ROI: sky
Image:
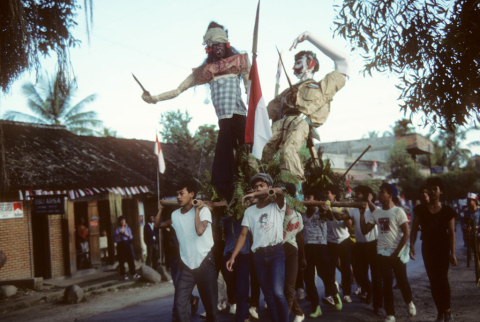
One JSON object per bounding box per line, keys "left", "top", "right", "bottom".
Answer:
{"left": 1, "top": 0, "right": 478, "bottom": 155}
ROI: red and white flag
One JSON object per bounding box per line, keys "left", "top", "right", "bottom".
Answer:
{"left": 154, "top": 134, "right": 166, "bottom": 174}
{"left": 245, "top": 55, "right": 272, "bottom": 159}
{"left": 372, "top": 160, "right": 377, "bottom": 173}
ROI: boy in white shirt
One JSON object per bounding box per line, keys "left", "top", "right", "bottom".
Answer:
{"left": 360, "top": 183, "right": 416, "bottom": 322}
{"left": 320, "top": 184, "right": 353, "bottom": 303}
{"left": 156, "top": 181, "right": 217, "bottom": 322}
{"left": 333, "top": 185, "right": 382, "bottom": 315}
{"left": 226, "top": 173, "right": 289, "bottom": 322}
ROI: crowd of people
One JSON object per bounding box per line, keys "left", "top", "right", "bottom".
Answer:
{"left": 144, "top": 174, "right": 479, "bottom": 322}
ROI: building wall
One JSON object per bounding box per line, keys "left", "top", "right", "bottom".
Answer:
{"left": 0, "top": 201, "right": 34, "bottom": 280}
{"left": 48, "top": 215, "right": 66, "bottom": 278}
{"left": 317, "top": 137, "right": 395, "bottom": 162}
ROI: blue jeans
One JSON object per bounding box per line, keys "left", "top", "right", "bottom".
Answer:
{"left": 223, "top": 252, "right": 250, "bottom": 322}
{"left": 253, "top": 244, "right": 289, "bottom": 322}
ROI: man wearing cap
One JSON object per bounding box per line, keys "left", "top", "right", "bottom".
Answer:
{"left": 142, "top": 21, "right": 250, "bottom": 203}
{"left": 263, "top": 31, "right": 350, "bottom": 182}
{"left": 359, "top": 183, "right": 416, "bottom": 322}
{"left": 464, "top": 192, "right": 480, "bottom": 268}
{"left": 226, "top": 173, "right": 289, "bottom": 322}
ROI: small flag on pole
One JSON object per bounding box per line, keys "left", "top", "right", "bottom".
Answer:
{"left": 155, "top": 134, "right": 166, "bottom": 174}
{"left": 372, "top": 160, "right": 377, "bottom": 173}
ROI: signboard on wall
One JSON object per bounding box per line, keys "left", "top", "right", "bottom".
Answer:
{"left": 0, "top": 202, "right": 24, "bottom": 220}
{"left": 33, "top": 196, "right": 66, "bottom": 215}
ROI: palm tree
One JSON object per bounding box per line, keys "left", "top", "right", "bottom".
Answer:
{"left": 362, "top": 131, "right": 379, "bottom": 138}
{"left": 97, "top": 127, "right": 118, "bottom": 138}
{"left": 3, "top": 71, "right": 102, "bottom": 135}
{"left": 383, "top": 118, "right": 416, "bottom": 137}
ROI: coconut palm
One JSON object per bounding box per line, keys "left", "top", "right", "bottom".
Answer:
{"left": 3, "top": 71, "right": 102, "bottom": 135}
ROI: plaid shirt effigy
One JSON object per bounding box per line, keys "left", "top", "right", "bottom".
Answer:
{"left": 210, "top": 75, "right": 247, "bottom": 120}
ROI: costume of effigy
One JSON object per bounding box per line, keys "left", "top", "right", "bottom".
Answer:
{"left": 263, "top": 32, "right": 350, "bottom": 181}
{"left": 142, "top": 22, "right": 250, "bottom": 202}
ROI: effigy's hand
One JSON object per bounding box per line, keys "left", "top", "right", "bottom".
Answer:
{"left": 142, "top": 92, "right": 155, "bottom": 104}
{"left": 290, "top": 31, "right": 309, "bottom": 51}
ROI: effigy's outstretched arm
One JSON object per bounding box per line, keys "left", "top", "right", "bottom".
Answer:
{"left": 290, "top": 31, "right": 350, "bottom": 77}
{"left": 142, "top": 73, "right": 201, "bottom": 104}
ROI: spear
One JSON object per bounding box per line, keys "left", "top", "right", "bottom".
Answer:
{"left": 132, "top": 73, "right": 150, "bottom": 96}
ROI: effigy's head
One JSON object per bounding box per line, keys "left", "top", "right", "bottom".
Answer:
{"left": 204, "top": 21, "right": 230, "bottom": 59}
{"left": 293, "top": 50, "right": 319, "bottom": 80}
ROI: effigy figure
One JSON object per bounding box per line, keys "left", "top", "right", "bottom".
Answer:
{"left": 142, "top": 22, "right": 250, "bottom": 202}
{"left": 263, "top": 31, "right": 350, "bottom": 181}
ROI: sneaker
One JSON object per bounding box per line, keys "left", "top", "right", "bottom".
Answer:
{"left": 407, "top": 302, "right": 416, "bottom": 316}
{"left": 199, "top": 312, "right": 207, "bottom": 318}
{"left": 444, "top": 311, "right": 454, "bottom": 321}
{"left": 343, "top": 295, "right": 352, "bottom": 303}
{"left": 294, "top": 314, "right": 305, "bottom": 322}
{"left": 354, "top": 286, "right": 362, "bottom": 295}
{"left": 249, "top": 307, "right": 258, "bottom": 319}
{"left": 384, "top": 315, "right": 395, "bottom": 322}
{"left": 309, "top": 306, "right": 322, "bottom": 318}
{"left": 334, "top": 294, "right": 343, "bottom": 311}
{"left": 133, "top": 273, "right": 141, "bottom": 279}
{"left": 218, "top": 300, "right": 227, "bottom": 311}
{"left": 296, "top": 288, "right": 305, "bottom": 300}
{"left": 123, "top": 275, "right": 129, "bottom": 280}
{"left": 229, "top": 303, "right": 237, "bottom": 315}
{"left": 322, "top": 296, "right": 335, "bottom": 306}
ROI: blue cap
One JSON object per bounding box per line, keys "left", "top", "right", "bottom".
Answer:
{"left": 386, "top": 183, "right": 398, "bottom": 199}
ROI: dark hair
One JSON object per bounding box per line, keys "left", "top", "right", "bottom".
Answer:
{"left": 284, "top": 183, "right": 296, "bottom": 198}
{"left": 371, "top": 192, "right": 377, "bottom": 203}
{"left": 393, "top": 196, "right": 401, "bottom": 206}
{"left": 176, "top": 180, "right": 197, "bottom": 198}
{"left": 379, "top": 183, "right": 398, "bottom": 199}
{"left": 325, "top": 184, "right": 341, "bottom": 199}
{"left": 304, "top": 188, "right": 322, "bottom": 201}
{"left": 425, "top": 177, "right": 443, "bottom": 192}
{"left": 117, "top": 216, "right": 126, "bottom": 224}
{"left": 354, "top": 185, "right": 371, "bottom": 200}
{"left": 204, "top": 21, "right": 240, "bottom": 64}
{"left": 294, "top": 50, "right": 320, "bottom": 73}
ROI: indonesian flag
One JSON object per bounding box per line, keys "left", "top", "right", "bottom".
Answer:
{"left": 372, "top": 160, "right": 377, "bottom": 173}
{"left": 154, "top": 134, "right": 166, "bottom": 174}
{"left": 245, "top": 55, "right": 272, "bottom": 159}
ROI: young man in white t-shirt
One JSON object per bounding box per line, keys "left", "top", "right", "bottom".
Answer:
{"left": 333, "top": 185, "right": 382, "bottom": 315}
{"left": 226, "top": 173, "right": 289, "bottom": 322}
{"left": 320, "top": 184, "right": 353, "bottom": 303}
{"left": 360, "top": 183, "right": 416, "bottom": 322}
{"left": 157, "top": 181, "right": 217, "bottom": 322}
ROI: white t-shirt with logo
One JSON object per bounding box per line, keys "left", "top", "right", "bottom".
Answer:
{"left": 368, "top": 206, "right": 408, "bottom": 252}
{"left": 326, "top": 207, "right": 350, "bottom": 244}
{"left": 282, "top": 210, "right": 304, "bottom": 248}
{"left": 242, "top": 199, "right": 286, "bottom": 253}
{"left": 172, "top": 206, "right": 213, "bottom": 270}
{"left": 349, "top": 208, "right": 378, "bottom": 243}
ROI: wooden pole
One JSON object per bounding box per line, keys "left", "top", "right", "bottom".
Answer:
{"left": 342, "top": 145, "right": 372, "bottom": 177}
{"left": 160, "top": 200, "right": 365, "bottom": 209}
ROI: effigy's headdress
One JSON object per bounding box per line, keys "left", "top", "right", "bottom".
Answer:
{"left": 203, "top": 27, "right": 229, "bottom": 47}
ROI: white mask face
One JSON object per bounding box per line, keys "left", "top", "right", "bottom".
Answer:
{"left": 293, "top": 54, "right": 315, "bottom": 81}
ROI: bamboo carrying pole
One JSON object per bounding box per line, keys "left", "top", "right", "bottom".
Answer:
{"left": 160, "top": 200, "right": 366, "bottom": 209}
{"left": 342, "top": 145, "right": 372, "bottom": 177}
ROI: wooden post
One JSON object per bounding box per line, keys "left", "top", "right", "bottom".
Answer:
{"left": 87, "top": 200, "right": 101, "bottom": 268}
{"left": 66, "top": 200, "right": 77, "bottom": 275}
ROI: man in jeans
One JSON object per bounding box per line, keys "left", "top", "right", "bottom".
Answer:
{"left": 163, "top": 181, "right": 217, "bottom": 322}
{"left": 360, "top": 183, "right": 416, "bottom": 322}
{"left": 321, "top": 184, "right": 353, "bottom": 303}
{"left": 226, "top": 173, "right": 289, "bottom": 322}
{"left": 333, "top": 185, "right": 382, "bottom": 315}
{"left": 302, "top": 189, "right": 342, "bottom": 317}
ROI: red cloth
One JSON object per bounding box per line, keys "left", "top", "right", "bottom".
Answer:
{"left": 192, "top": 54, "right": 249, "bottom": 83}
